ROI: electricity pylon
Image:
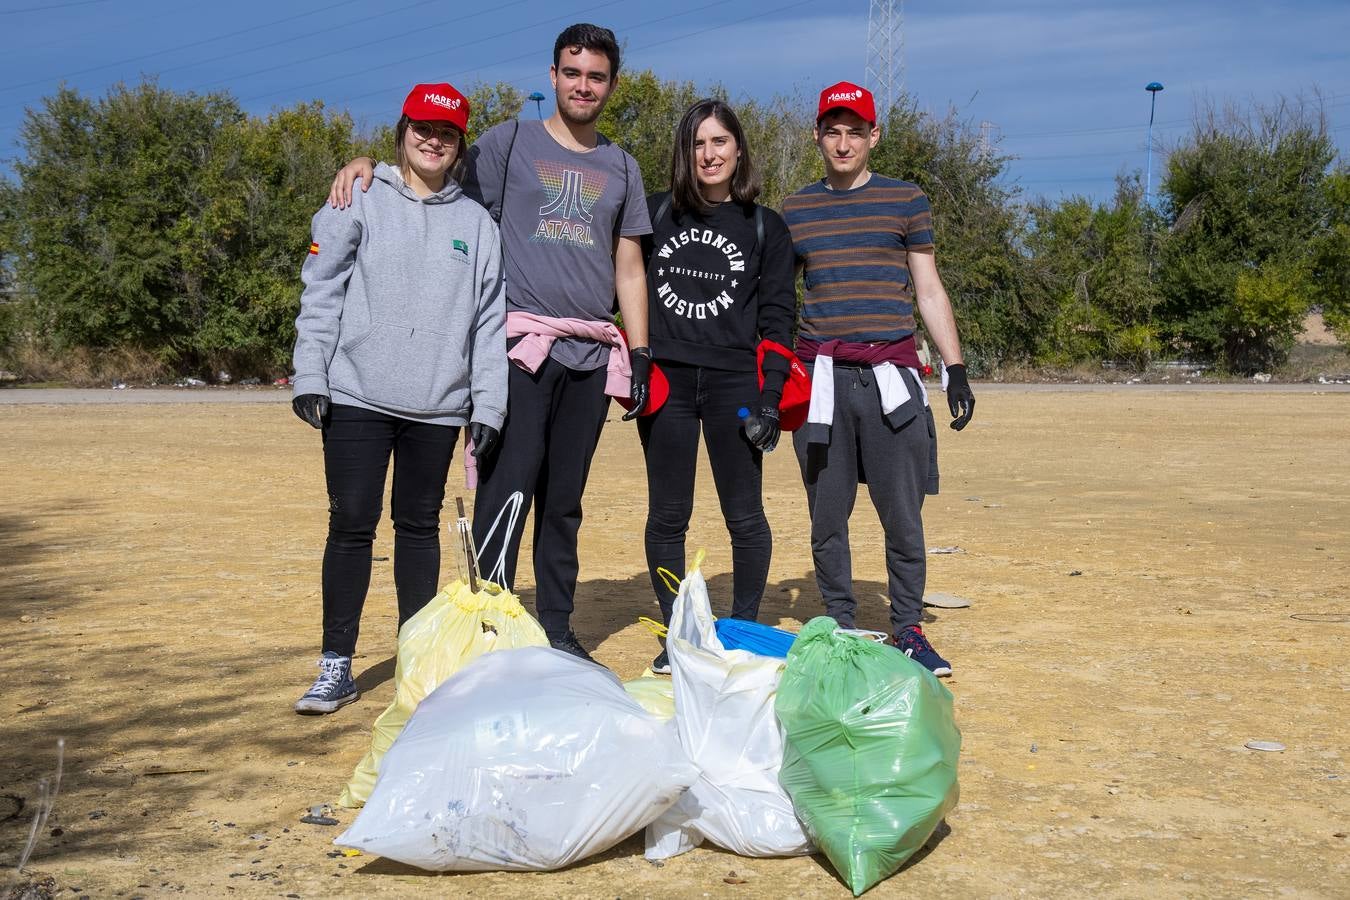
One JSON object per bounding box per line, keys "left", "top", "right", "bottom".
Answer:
{"left": 866, "top": 0, "right": 904, "bottom": 118}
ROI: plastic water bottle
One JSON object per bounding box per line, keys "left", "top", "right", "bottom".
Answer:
{"left": 739, "top": 406, "right": 773, "bottom": 447}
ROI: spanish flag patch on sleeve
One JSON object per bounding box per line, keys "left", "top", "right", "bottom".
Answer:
{"left": 308, "top": 241, "right": 320, "bottom": 255}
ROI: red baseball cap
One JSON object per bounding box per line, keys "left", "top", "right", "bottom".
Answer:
{"left": 816, "top": 81, "right": 876, "bottom": 126}
{"left": 402, "top": 83, "right": 470, "bottom": 134}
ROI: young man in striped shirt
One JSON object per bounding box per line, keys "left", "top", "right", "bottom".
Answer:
{"left": 780, "top": 82, "right": 975, "bottom": 677}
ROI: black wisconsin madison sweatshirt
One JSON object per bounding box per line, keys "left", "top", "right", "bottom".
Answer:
{"left": 641, "top": 192, "right": 797, "bottom": 372}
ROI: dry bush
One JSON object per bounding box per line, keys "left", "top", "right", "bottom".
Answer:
{"left": 5, "top": 342, "right": 169, "bottom": 386}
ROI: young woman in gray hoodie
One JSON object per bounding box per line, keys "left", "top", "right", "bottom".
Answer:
{"left": 289, "top": 82, "right": 507, "bottom": 714}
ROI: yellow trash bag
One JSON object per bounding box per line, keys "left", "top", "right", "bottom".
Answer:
{"left": 624, "top": 613, "right": 675, "bottom": 720}
{"left": 337, "top": 578, "right": 548, "bottom": 808}
{"left": 623, "top": 671, "right": 675, "bottom": 720}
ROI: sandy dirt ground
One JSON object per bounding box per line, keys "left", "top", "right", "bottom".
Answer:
{"left": 2, "top": 388, "right": 1347, "bottom": 898}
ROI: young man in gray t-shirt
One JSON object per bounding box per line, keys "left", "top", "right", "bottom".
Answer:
{"left": 329, "top": 24, "right": 652, "bottom": 663}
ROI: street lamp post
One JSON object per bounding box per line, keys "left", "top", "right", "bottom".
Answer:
{"left": 1144, "top": 81, "right": 1164, "bottom": 206}
{"left": 528, "top": 91, "right": 546, "bottom": 119}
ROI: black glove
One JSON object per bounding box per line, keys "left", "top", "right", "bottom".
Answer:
{"left": 623, "top": 346, "right": 652, "bottom": 422}
{"left": 945, "top": 364, "right": 975, "bottom": 431}
{"left": 469, "top": 422, "right": 500, "bottom": 463}
{"left": 292, "top": 393, "right": 329, "bottom": 429}
{"left": 747, "top": 404, "right": 781, "bottom": 452}
{"left": 744, "top": 361, "right": 789, "bottom": 452}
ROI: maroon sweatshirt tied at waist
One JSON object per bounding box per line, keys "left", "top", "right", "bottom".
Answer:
{"left": 796, "top": 336, "right": 922, "bottom": 369}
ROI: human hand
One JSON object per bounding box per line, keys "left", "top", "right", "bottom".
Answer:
{"left": 292, "top": 394, "right": 329, "bottom": 429}
{"left": 743, "top": 405, "right": 781, "bottom": 452}
{"left": 469, "top": 422, "right": 500, "bottom": 463}
{"left": 328, "top": 157, "right": 375, "bottom": 209}
{"left": 623, "top": 347, "right": 652, "bottom": 421}
{"left": 750, "top": 407, "right": 783, "bottom": 453}
{"left": 945, "top": 363, "right": 975, "bottom": 431}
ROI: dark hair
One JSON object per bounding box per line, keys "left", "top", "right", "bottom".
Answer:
{"left": 393, "top": 114, "right": 466, "bottom": 186}
{"left": 553, "top": 23, "right": 621, "bottom": 78}
{"left": 669, "top": 98, "right": 761, "bottom": 215}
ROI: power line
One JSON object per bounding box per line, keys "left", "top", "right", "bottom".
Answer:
{"left": 234, "top": 0, "right": 630, "bottom": 107}
{"left": 321, "top": 0, "right": 818, "bottom": 115}
{"left": 151, "top": 0, "right": 447, "bottom": 84}
{"left": 0, "top": 0, "right": 366, "bottom": 96}
{"left": 1015, "top": 146, "right": 1156, "bottom": 162}
{"left": 0, "top": 0, "right": 106, "bottom": 14}
{"left": 1001, "top": 174, "right": 1131, "bottom": 186}
{"left": 1003, "top": 117, "right": 1190, "bottom": 141}
{"left": 0, "top": 0, "right": 822, "bottom": 142}
{"left": 17, "top": 0, "right": 175, "bottom": 54}
{"left": 185, "top": 0, "right": 541, "bottom": 99}
{"left": 1001, "top": 91, "right": 1350, "bottom": 141}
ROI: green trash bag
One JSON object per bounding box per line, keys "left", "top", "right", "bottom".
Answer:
{"left": 775, "top": 617, "right": 961, "bottom": 895}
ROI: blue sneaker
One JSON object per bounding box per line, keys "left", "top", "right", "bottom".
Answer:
{"left": 651, "top": 648, "right": 671, "bottom": 675}
{"left": 892, "top": 626, "right": 953, "bottom": 677}
{"left": 294, "top": 651, "right": 359, "bottom": 715}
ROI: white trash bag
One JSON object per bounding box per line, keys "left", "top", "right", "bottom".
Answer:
{"left": 338, "top": 646, "right": 698, "bottom": 871}
{"left": 645, "top": 554, "right": 813, "bottom": 860}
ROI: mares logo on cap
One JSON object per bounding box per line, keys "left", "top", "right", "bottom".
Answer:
{"left": 402, "top": 82, "right": 470, "bottom": 134}
{"left": 826, "top": 89, "right": 864, "bottom": 103}
{"left": 424, "top": 93, "right": 462, "bottom": 111}
{"left": 816, "top": 81, "right": 876, "bottom": 126}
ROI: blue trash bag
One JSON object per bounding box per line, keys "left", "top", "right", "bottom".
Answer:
{"left": 713, "top": 618, "right": 796, "bottom": 658}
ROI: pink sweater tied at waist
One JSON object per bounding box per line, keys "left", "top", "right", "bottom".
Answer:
{"left": 463, "top": 311, "right": 634, "bottom": 490}
{"left": 505, "top": 311, "right": 634, "bottom": 399}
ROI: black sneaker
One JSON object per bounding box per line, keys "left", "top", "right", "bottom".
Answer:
{"left": 891, "top": 626, "right": 953, "bottom": 677}
{"left": 549, "top": 630, "right": 599, "bottom": 665}
{"left": 651, "top": 649, "right": 671, "bottom": 675}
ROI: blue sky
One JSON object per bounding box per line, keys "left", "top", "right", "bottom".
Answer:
{"left": 1, "top": 0, "right": 1346, "bottom": 202}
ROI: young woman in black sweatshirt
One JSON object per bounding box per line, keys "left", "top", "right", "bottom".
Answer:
{"left": 638, "top": 98, "right": 797, "bottom": 672}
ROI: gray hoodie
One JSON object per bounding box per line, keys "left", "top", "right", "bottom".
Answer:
{"left": 292, "top": 163, "right": 507, "bottom": 429}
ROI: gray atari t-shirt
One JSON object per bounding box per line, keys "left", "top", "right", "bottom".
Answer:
{"left": 462, "top": 120, "right": 651, "bottom": 370}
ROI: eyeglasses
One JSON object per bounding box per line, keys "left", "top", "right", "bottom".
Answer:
{"left": 409, "top": 121, "right": 461, "bottom": 144}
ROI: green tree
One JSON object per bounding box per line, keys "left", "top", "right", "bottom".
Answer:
{"left": 870, "top": 101, "right": 1043, "bottom": 371}
{"left": 736, "top": 93, "right": 821, "bottom": 209}
{"left": 10, "top": 82, "right": 244, "bottom": 363}
{"left": 0, "top": 177, "right": 17, "bottom": 362}
{"left": 597, "top": 69, "right": 701, "bottom": 195}
{"left": 1312, "top": 166, "right": 1350, "bottom": 343}
{"left": 190, "top": 101, "right": 359, "bottom": 373}
{"left": 466, "top": 81, "right": 525, "bottom": 134}
{"left": 1024, "top": 176, "right": 1163, "bottom": 367}
{"left": 1157, "top": 99, "right": 1336, "bottom": 372}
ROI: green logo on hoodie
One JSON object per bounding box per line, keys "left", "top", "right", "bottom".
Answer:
{"left": 452, "top": 239, "right": 469, "bottom": 257}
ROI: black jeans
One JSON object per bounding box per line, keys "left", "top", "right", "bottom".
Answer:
{"left": 472, "top": 357, "right": 610, "bottom": 640}
{"left": 320, "top": 403, "right": 458, "bottom": 657}
{"left": 637, "top": 362, "right": 770, "bottom": 624}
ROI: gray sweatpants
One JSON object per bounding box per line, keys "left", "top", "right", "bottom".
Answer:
{"left": 793, "top": 365, "right": 938, "bottom": 633}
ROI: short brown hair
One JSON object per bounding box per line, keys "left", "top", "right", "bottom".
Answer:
{"left": 553, "top": 23, "right": 620, "bottom": 78}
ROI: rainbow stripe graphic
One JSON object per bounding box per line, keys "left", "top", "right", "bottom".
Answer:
{"left": 532, "top": 161, "right": 610, "bottom": 248}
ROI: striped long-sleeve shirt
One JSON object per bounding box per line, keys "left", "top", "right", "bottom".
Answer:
{"left": 781, "top": 175, "right": 934, "bottom": 343}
